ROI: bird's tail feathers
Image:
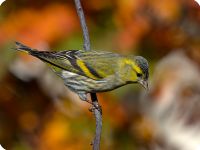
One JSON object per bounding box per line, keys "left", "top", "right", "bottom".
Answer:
{"left": 15, "top": 41, "right": 32, "bottom": 54}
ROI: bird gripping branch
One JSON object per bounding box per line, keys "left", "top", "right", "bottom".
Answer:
{"left": 15, "top": 41, "right": 149, "bottom": 102}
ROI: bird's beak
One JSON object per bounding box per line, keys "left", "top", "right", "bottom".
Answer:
{"left": 138, "top": 80, "right": 149, "bottom": 91}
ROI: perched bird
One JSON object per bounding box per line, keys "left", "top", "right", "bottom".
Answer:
{"left": 15, "top": 42, "right": 149, "bottom": 102}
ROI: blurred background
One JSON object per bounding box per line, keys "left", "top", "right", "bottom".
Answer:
{"left": 0, "top": 0, "right": 200, "bottom": 150}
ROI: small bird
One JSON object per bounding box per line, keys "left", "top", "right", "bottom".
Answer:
{"left": 15, "top": 42, "right": 149, "bottom": 102}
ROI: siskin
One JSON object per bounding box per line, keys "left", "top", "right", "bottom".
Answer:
{"left": 15, "top": 42, "right": 149, "bottom": 101}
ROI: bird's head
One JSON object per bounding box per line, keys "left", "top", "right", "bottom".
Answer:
{"left": 121, "top": 56, "right": 149, "bottom": 90}
{"left": 134, "top": 56, "right": 149, "bottom": 90}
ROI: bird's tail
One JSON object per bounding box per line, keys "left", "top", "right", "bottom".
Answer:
{"left": 15, "top": 41, "right": 32, "bottom": 54}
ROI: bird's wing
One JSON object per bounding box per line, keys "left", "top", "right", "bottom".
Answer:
{"left": 29, "top": 49, "right": 121, "bottom": 80}
{"left": 73, "top": 50, "right": 121, "bottom": 79}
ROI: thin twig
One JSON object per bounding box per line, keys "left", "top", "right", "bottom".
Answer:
{"left": 74, "top": 0, "right": 90, "bottom": 51}
{"left": 90, "top": 93, "right": 102, "bottom": 150}
{"left": 73, "top": 0, "right": 102, "bottom": 150}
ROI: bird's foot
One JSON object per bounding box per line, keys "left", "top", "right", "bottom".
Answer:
{"left": 89, "top": 102, "right": 102, "bottom": 114}
{"left": 78, "top": 93, "right": 102, "bottom": 113}
{"left": 85, "top": 99, "right": 93, "bottom": 105}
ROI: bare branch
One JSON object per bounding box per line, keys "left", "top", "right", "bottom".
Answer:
{"left": 90, "top": 93, "right": 102, "bottom": 150}
{"left": 74, "top": 0, "right": 90, "bottom": 51}
{"left": 73, "top": 0, "right": 102, "bottom": 150}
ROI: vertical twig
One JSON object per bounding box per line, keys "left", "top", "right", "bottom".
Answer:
{"left": 74, "top": 0, "right": 90, "bottom": 51}
{"left": 90, "top": 93, "right": 102, "bottom": 150}
{"left": 73, "top": 0, "right": 102, "bottom": 150}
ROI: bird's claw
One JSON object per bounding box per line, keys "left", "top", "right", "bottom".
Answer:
{"left": 88, "top": 102, "right": 102, "bottom": 114}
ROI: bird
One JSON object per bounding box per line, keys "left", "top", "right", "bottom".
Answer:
{"left": 15, "top": 41, "right": 149, "bottom": 102}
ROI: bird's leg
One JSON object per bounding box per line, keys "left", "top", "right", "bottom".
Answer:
{"left": 89, "top": 93, "right": 102, "bottom": 114}
{"left": 78, "top": 93, "right": 101, "bottom": 112}
{"left": 85, "top": 99, "right": 93, "bottom": 105}
{"left": 85, "top": 98, "right": 101, "bottom": 113}
{"left": 89, "top": 101, "right": 102, "bottom": 114}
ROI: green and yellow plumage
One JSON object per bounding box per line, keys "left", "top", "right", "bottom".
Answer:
{"left": 15, "top": 42, "right": 149, "bottom": 101}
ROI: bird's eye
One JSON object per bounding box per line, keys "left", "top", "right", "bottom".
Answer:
{"left": 137, "top": 73, "right": 142, "bottom": 77}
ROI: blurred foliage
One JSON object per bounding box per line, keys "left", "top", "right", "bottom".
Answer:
{"left": 0, "top": 0, "right": 199, "bottom": 150}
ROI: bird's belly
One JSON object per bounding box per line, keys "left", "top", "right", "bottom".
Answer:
{"left": 60, "top": 71, "right": 91, "bottom": 92}
{"left": 58, "top": 70, "right": 124, "bottom": 93}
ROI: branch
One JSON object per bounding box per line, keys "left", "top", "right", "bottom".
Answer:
{"left": 73, "top": 0, "right": 102, "bottom": 150}
{"left": 90, "top": 93, "right": 102, "bottom": 150}
{"left": 74, "top": 0, "right": 90, "bottom": 51}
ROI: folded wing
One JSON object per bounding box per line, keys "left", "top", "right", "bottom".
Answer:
{"left": 29, "top": 49, "right": 121, "bottom": 80}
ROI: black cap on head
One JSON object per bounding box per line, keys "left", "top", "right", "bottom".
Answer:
{"left": 134, "top": 56, "right": 149, "bottom": 81}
